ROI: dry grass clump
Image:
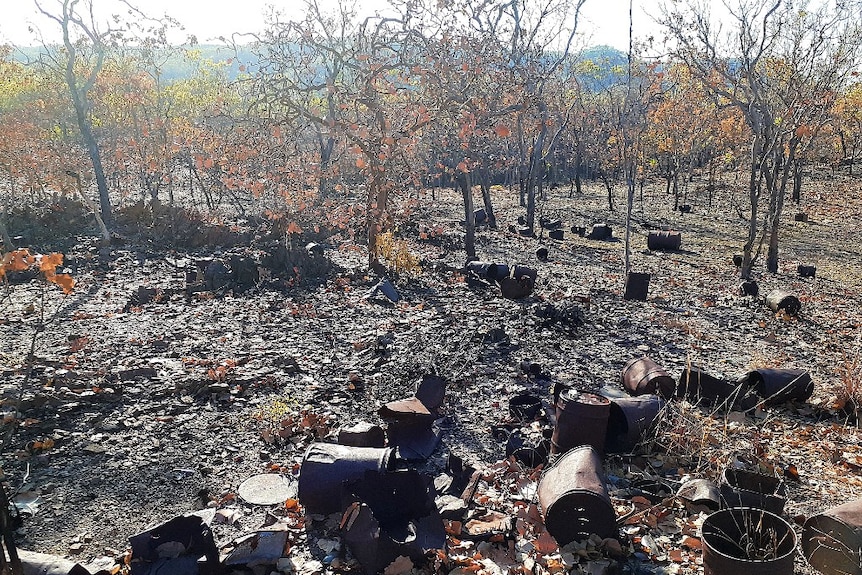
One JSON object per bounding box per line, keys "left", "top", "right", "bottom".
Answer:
{"left": 834, "top": 335, "right": 862, "bottom": 424}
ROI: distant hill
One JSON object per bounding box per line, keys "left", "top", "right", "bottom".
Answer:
{"left": 9, "top": 43, "right": 627, "bottom": 89}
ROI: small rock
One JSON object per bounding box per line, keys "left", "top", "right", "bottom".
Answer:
{"left": 276, "top": 558, "right": 296, "bottom": 573}
{"left": 69, "top": 543, "right": 85, "bottom": 554}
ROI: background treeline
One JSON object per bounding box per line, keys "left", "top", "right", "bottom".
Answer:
{"left": 1, "top": 0, "right": 860, "bottom": 276}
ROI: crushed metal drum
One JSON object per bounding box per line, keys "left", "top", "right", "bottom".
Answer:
{"left": 298, "top": 443, "right": 395, "bottom": 515}
{"left": 341, "top": 470, "right": 445, "bottom": 575}
{"left": 603, "top": 395, "right": 665, "bottom": 453}
{"left": 499, "top": 276, "right": 534, "bottom": 299}
{"left": 380, "top": 375, "right": 446, "bottom": 460}
{"left": 551, "top": 389, "right": 610, "bottom": 455}
{"left": 766, "top": 289, "right": 801, "bottom": 316}
{"left": 719, "top": 468, "right": 786, "bottom": 515}
{"left": 621, "top": 356, "right": 675, "bottom": 397}
{"left": 702, "top": 507, "right": 797, "bottom": 575}
{"left": 509, "top": 394, "right": 543, "bottom": 421}
{"left": 803, "top": 499, "right": 862, "bottom": 575}
{"left": 548, "top": 229, "right": 565, "bottom": 240}
{"left": 623, "top": 272, "right": 650, "bottom": 301}
{"left": 238, "top": 474, "right": 298, "bottom": 506}
{"left": 794, "top": 212, "right": 808, "bottom": 222}
{"left": 677, "top": 478, "right": 721, "bottom": 510}
{"left": 647, "top": 230, "right": 682, "bottom": 251}
{"left": 128, "top": 513, "right": 219, "bottom": 575}
{"left": 222, "top": 531, "right": 291, "bottom": 567}
{"left": 742, "top": 368, "right": 813, "bottom": 405}
{"left": 537, "top": 445, "right": 617, "bottom": 545}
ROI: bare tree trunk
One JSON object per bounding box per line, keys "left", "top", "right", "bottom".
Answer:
{"left": 457, "top": 173, "right": 476, "bottom": 259}
{"left": 478, "top": 168, "right": 497, "bottom": 229}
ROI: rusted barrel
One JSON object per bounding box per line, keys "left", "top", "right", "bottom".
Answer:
{"left": 551, "top": 389, "right": 610, "bottom": 454}
{"left": 720, "top": 468, "right": 786, "bottom": 515}
{"left": 537, "top": 445, "right": 617, "bottom": 545}
{"left": 588, "top": 223, "right": 613, "bottom": 240}
{"left": 744, "top": 368, "right": 813, "bottom": 405}
{"left": 732, "top": 254, "right": 743, "bottom": 267}
{"left": 766, "top": 290, "right": 801, "bottom": 316}
{"left": 702, "top": 507, "right": 797, "bottom": 575}
{"left": 509, "top": 394, "right": 543, "bottom": 421}
{"left": 474, "top": 208, "right": 487, "bottom": 224}
{"left": 548, "top": 229, "right": 565, "bottom": 240}
{"left": 338, "top": 422, "right": 386, "bottom": 448}
{"left": 798, "top": 264, "right": 816, "bottom": 278}
{"left": 803, "top": 499, "right": 862, "bottom": 575}
{"left": 740, "top": 280, "right": 759, "bottom": 297}
{"left": 794, "top": 212, "right": 808, "bottom": 222}
{"left": 647, "top": 230, "right": 682, "bottom": 251}
{"left": 621, "top": 356, "right": 675, "bottom": 397}
{"left": 624, "top": 271, "right": 650, "bottom": 301}
{"left": 298, "top": 443, "right": 395, "bottom": 515}
{"left": 604, "top": 395, "right": 665, "bottom": 453}
{"left": 536, "top": 246, "right": 549, "bottom": 261}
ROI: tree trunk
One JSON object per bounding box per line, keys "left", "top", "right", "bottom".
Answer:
{"left": 792, "top": 160, "right": 802, "bottom": 204}
{"left": 457, "top": 173, "right": 476, "bottom": 259}
{"left": 478, "top": 168, "right": 497, "bottom": 228}
{"left": 741, "top": 135, "right": 763, "bottom": 280}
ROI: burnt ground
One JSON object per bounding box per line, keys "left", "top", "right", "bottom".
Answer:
{"left": 1, "top": 170, "right": 862, "bottom": 575}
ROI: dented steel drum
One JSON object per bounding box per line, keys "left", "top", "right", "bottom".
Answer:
{"left": 604, "top": 395, "right": 665, "bottom": 453}
{"left": 551, "top": 389, "right": 610, "bottom": 455}
{"left": 647, "top": 230, "right": 682, "bottom": 251}
{"left": 623, "top": 271, "right": 650, "bottom": 301}
{"left": 702, "top": 507, "right": 797, "bottom": 575}
{"left": 744, "top": 368, "right": 813, "bottom": 405}
{"left": 803, "top": 499, "right": 862, "bottom": 575}
{"left": 621, "top": 356, "right": 676, "bottom": 397}
{"left": 298, "top": 443, "right": 395, "bottom": 515}
{"left": 538, "top": 446, "right": 617, "bottom": 545}
{"left": 720, "top": 468, "right": 786, "bottom": 515}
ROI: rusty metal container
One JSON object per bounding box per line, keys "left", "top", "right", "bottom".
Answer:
{"left": 678, "top": 367, "right": 758, "bottom": 410}
{"left": 588, "top": 223, "right": 613, "bottom": 240}
{"left": 509, "top": 394, "right": 543, "bottom": 421}
{"left": 798, "top": 264, "right": 816, "bottom": 278}
{"left": 548, "top": 229, "right": 565, "bottom": 240}
{"left": 604, "top": 395, "right": 665, "bottom": 453}
{"left": 766, "top": 290, "right": 801, "bottom": 316}
{"left": 702, "top": 507, "right": 797, "bottom": 575}
{"left": 794, "top": 212, "right": 808, "bottom": 222}
{"left": 624, "top": 271, "right": 650, "bottom": 301}
{"left": 732, "top": 254, "right": 743, "bottom": 267}
{"left": 536, "top": 246, "right": 549, "bottom": 261}
{"left": 720, "top": 468, "right": 786, "bottom": 515}
{"left": 298, "top": 443, "right": 395, "bottom": 515}
{"left": 647, "top": 230, "right": 682, "bottom": 251}
{"left": 621, "top": 356, "right": 676, "bottom": 397}
{"left": 537, "top": 446, "right": 617, "bottom": 545}
{"left": 744, "top": 368, "right": 813, "bottom": 405}
{"left": 803, "top": 499, "right": 862, "bottom": 575}
{"left": 740, "top": 280, "right": 759, "bottom": 297}
{"left": 551, "top": 389, "right": 610, "bottom": 454}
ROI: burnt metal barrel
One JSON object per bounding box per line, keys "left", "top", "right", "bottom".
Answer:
{"left": 538, "top": 445, "right": 617, "bottom": 545}
{"left": 604, "top": 395, "right": 665, "bottom": 453}
{"left": 621, "top": 356, "right": 676, "bottom": 397}
{"left": 803, "top": 499, "right": 862, "bottom": 575}
{"left": 744, "top": 368, "right": 813, "bottom": 405}
{"left": 647, "top": 230, "right": 682, "bottom": 251}
{"left": 719, "top": 468, "right": 786, "bottom": 515}
{"left": 624, "top": 271, "right": 650, "bottom": 301}
{"left": 702, "top": 507, "right": 797, "bottom": 575}
{"left": 766, "top": 290, "right": 801, "bottom": 316}
{"left": 298, "top": 443, "right": 395, "bottom": 515}
{"left": 551, "top": 389, "right": 610, "bottom": 455}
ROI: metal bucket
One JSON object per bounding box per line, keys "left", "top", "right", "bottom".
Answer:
{"left": 537, "top": 446, "right": 616, "bottom": 545}
{"left": 720, "top": 468, "right": 786, "bottom": 515}
{"left": 647, "top": 230, "right": 682, "bottom": 251}
{"left": 702, "top": 507, "right": 797, "bottom": 575}
{"left": 551, "top": 389, "right": 610, "bottom": 455}
{"left": 803, "top": 499, "right": 862, "bottom": 575}
{"left": 298, "top": 443, "right": 395, "bottom": 515}
{"left": 624, "top": 272, "right": 650, "bottom": 301}
{"left": 621, "top": 356, "right": 676, "bottom": 397}
{"left": 604, "top": 395, "right": 665, "bottom": 453}
{"left": 744, "top": 368, "right": 813, "bottom": 405}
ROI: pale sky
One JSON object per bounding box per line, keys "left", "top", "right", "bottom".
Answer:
{"left": 0, "top": 0, "right": 665, "bottom": 51}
